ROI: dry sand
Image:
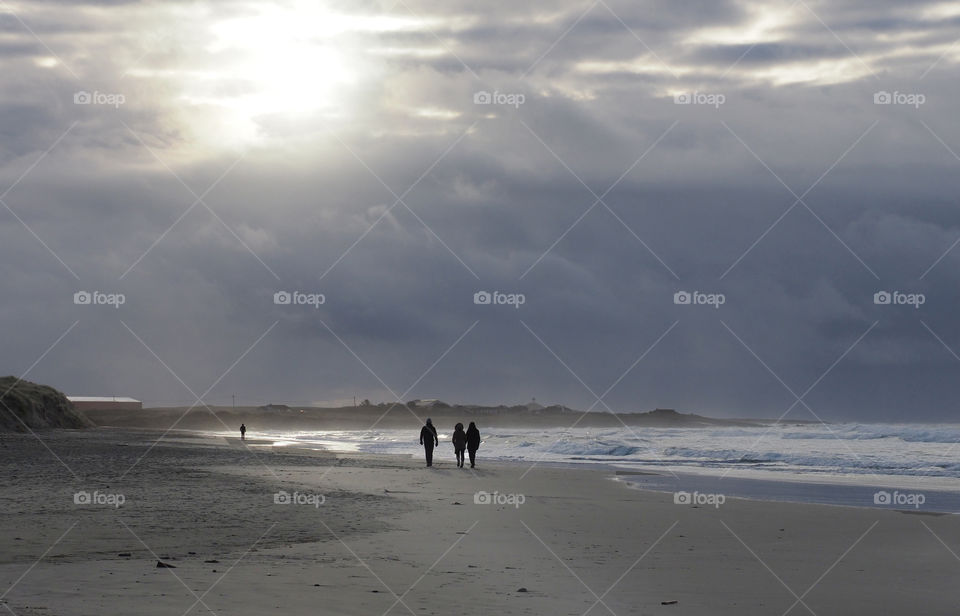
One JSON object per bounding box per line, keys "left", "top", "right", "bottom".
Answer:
{"left": 1, "top": 428, "right": 959, "bottom": 615}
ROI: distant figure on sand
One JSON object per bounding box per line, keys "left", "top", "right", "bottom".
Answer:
{"left": 419, "top": 418, "right": 439, "bottom": 466}
{"left": 240, "top": 423, "right": 246, "bottom": 440}
{"left": 466, "top": 422, "right": 481, "bottom": 468}
{"left": 452, "top": 423, "right": 467, "bottom": 468}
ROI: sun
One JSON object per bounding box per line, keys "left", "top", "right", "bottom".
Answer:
{"left": 183, "top": 2, "right": 364, "bottom": 141}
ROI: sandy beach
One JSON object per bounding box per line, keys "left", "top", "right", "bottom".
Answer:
{"left": 2, "top": 428, "right": 959, "bottom": 615}
{"left": 3, "top": 0, "right": 958, "bottom": 613}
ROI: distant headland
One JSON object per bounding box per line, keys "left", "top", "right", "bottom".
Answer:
{"left": 80, "top": 397, "right": 776, "bottom": 431}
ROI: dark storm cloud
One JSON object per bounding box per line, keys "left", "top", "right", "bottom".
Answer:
{"left": 2, "top": 0, "right": 960, "bottom": 420}
{"left": 691, "top": 42, "right": 850, "bottom": 65}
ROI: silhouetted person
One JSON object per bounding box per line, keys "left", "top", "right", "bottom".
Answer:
{"left": 466, "top": 422, "right": 481, "bottom": 468}
{"left": 240, "top": 423, "right": 246, "bottom": 440}
{"left": 452, "top": 423, "right": 467, "bottom": 468}
{"left": 419, "top": 418, "right": 439, "bottom": 466}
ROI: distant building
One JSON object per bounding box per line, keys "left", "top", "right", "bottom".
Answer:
{"left": 409, "top": 399, "right": 448, "bottom": 408}
{"left": 68, "top": 396, "right": 142, "bottom": 411}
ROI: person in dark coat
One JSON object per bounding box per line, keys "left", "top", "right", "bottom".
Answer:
{"left": 452, "top": 423, "right": 467, "bottom": 468}
{"left": 419, "top": 418, "right": 439, "bottom": 466}
{"left": 240, "top": 423, "right": 246, "bottom": 440}
{"left": 465, "top": 422, "right": 481, "bottom": 468}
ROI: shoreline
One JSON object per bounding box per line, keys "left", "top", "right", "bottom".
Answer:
{"left": 87, "top": 425, "right": 960, "bottom": 513}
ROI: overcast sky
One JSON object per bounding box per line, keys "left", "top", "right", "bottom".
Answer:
{"left": 2, "top": 0, "right": 959, "bottom": 420}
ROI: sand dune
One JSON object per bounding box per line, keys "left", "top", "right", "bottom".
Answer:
{"left": 0, "top": 377, "right": 93, "bottom": 432}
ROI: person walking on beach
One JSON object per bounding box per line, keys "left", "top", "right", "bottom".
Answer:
{"left": 419, "top": 418, "right": 439, "bottom": 466}
{"left": 466, "top": 422, "right": 481, "bottom": 468}
{"left": 240, "top": 423, "right": 246, "bottom": 440}
{"left": 452, "top": 423, "right": 467, "bottom": 468}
